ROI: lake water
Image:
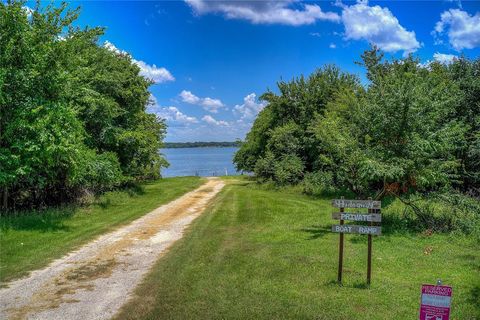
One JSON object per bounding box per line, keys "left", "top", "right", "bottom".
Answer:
{"left": 160, "top": 147, "right": 240, "bottom": 177}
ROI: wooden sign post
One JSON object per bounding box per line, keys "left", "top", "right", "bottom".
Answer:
{"left": 338, "top": 206, "right": 344, "bottom": 283}
{"left": 331, "top": 197, "right": 382, "bottom": 285}
{"left": 367, "top": 207, "right": 373, "bottom": 285}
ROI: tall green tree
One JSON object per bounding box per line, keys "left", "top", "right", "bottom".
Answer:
{"left": 357, "top": 51, "right": 463, "bottom": 195}
{"left": 234, "top": 65, "right": 362, "bottom": 182}
{"left": 236, "top": 46, "right": 478, "bottom": 200}
{"left": 0, "top": 1, "right": 167, "bottom": 209}
{"left": 444, "top": 58, "right": 480, "bottom": 194}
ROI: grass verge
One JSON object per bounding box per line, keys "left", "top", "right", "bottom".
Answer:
{"left": 116, "top": 177, "right": 480, "bottom": 320}
{"left": 0, "top": 176, "right": 203, "bottom": 283}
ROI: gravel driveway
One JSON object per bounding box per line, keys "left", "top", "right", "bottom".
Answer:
{"left": 0, "top": 178, "right": 225, "bottom": 320}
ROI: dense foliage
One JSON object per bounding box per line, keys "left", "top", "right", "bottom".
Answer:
{"left": 235, "top": 47, "right": 479, "bottom": 231}
{"left": 0, "top": 1, "right": 168, "bottom": 209}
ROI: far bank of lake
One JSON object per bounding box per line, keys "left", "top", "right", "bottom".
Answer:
{"left": 160, "top": 147, "right": 240, "bottom": 177}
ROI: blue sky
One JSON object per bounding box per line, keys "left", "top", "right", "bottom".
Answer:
{"left": 29, "top": 0, "right": 480, "bottom": 142}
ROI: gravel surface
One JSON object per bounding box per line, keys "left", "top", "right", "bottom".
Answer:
{"left": 0, "top": 178, "right": 225, "bottom": 320}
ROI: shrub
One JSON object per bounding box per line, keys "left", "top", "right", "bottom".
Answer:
{"left": 254, "top": 151, "right": 276, "bottom": 182}
{"left": 302, "top": 171, "right": 337, "bottom": 196}
{"left": 73, "top": 151, "right": 124, "bottom": 193}
{"left": 382, "top": 191, "right": 480, "bottom": 235}
{"left": 273, "top": 155, "right": 304, "bottom": 185}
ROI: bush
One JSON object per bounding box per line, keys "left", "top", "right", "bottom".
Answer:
{"left": 254, "top": 151, "right": 276, "bottom": 182}
{"left": 432, "top": 192, "right": 480, "bottom": 235}
{"left": 382, "top": 191, "right": 480, "bottom": 235}
{"left": 73, "top": 151, "right": 124, "bottom": 193}
{"left": 301, "top": 171, "right": 337, "bottom": 196}
{"left": 273, "top": 155, "right": 304, "bottom": 185}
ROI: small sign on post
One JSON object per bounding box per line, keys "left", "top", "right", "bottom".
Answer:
{"left": 331, "top": 198, "right": 381, "bottom": 285}
{"left": 331, "top": 224, "right": 382, "bottom": 235}
{"left": 332, "top": 212, "right": 382, "bottom": 222}
{"left": 419, "top": 284, "right": 452, "bottom": 320}
{"left": 332, "top": 199, "right": 381, "bottom": 209}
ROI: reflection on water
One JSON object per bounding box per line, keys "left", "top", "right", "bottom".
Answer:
{"left": 160, "top": 147, "right": 240, "bottom": 177}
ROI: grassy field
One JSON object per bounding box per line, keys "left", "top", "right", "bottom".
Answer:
{"left": 116, "top": 178, "right": 480, "bottom": 320}
{"left": 0, "top": 176, "right": 203, "bottom": 283}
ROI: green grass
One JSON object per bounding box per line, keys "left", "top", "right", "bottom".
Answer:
{"left": 0, "top": 176, "right": 203, "bottom": 283}
{"left": 116, "top": 178, "right": 480, "bottom": 320}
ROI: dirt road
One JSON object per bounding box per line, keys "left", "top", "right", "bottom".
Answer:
{"left": 0, "top": 178, "right": 225, "bottom": 320}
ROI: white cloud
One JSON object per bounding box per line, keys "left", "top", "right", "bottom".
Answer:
{"left": 433, "top": 52, "right": 458, "bottom": 64}
{"left": 341, "top": 1, "right": 420, "bottom": 55}
{"left": 22, "top": 6, "right": 33, "bottom": 17}
{"left": 133, "top": 60, "right": 175, "bottom": 83}
{"left": 179, "top": 90, "right": 225, "bottom": 113}
{"left": 104, "top": 40, "right": 127, "bottom": 55}
{"left": 148, "top": 94, "right": 198, "bottom": 124}
{"left": 329, "top": 43, "right": 337, "bottom": 49}
{"left": 160, "top": 93, "right": 264, "bottom": 141}
{"left": 186, "top": 0, "right": 421, "bottom": 55}
{"left": 202, "top": 115, "right": 229, "bottom": 126}
{"left": 161, "top": 106, "right": 198, "bottom": 124}
{"left": 233, "top": 93, "right": 267, "bottom": 121}
{"left": 433, "top": 9, "right": 480, "bottom": 50}
{"left": 419, "top": 52, "right": 458, "bottom": 68}
{"left": 201, "top": 97, "right": 224, "bottom": 110}
{"left": 103, "top": 41, "right": 174, "bottom": 84}
{"left": 179, "top": 90, "right": 200, "bottom": 104}
{"left": 185, "top": 0, "right": 340, "bottom": 26}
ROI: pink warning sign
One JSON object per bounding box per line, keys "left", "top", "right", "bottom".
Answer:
{"left": 419, "top": 284, "right": 452, "bottom": 320}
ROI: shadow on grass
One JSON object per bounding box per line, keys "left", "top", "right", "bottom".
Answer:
{"left": 0, "top": 184, "right": 147, "bottom": 233}
{"left": 120, "top": 182, "right": 146, "bottom": 196}
{"left": 353, "top": 282, "right": 370, "bottom": 289}
{"left": 300, "top": 225, "right": 331, "bottom": 240}
{"left": 0, "top": 207, "right": 75, "bottom": 232}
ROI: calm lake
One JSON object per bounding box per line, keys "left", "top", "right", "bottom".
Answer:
{"left": 160, "top": 147, "right": 240, "bottom": 177}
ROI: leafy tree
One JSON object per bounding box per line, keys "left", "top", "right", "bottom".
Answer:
{"left": 234, "top": 107, "right": 274, "bottom": 172}
{"left": 0, "top": 1, "right": 167, "bottom": 209}
{"left": 236, "top": 46, "right": 478, "bottom": 204}
{"left": 444, "top": 58, "right": 480, "bottom": 195}
{"left": 357, "top": 52, "right": 464, "bottom": 195}
{"left": 234, "top": 66, "right": 362, "bottom": 175}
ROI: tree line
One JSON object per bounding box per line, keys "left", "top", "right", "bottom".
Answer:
{"left": 1, "top": 1, "right": 168, "bottom": 210}
{"left": 234, "top": 48, "right": 479, "bottom": 232}
{"left": 164, "top": 141, "right": 240, "bottom": 148}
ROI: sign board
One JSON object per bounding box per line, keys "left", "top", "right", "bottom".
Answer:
{"left": 332, "top": 224, "right": 382, "bottom": 235}
{"left": 332, "top": 212, "right": 382, "bottom": 222}
{"left": 420, "top": 285, "right": 452, "bottom": 320}
{"left": 330, "top": 197, "right": 382, "bottom": 284}
{"left": 332, "top": 199, "right": 381, "bottom": 209}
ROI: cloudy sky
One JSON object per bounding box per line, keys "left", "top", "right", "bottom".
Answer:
{"left": 32, "top": 0, "right": 480, "bottom": 142}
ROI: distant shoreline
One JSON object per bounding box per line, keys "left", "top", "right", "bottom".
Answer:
{"left": 163, "top": 142, "right": 240, "bottom": 148}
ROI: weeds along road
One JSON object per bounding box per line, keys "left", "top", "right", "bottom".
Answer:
{"left": 0, "top": 178, "right": 225, "bottom": 320}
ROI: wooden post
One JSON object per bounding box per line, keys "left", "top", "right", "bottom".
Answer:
{"left": 338, "top": 205, "right": 344, "bottom": 284}
{"left": 367, "top": 207, "right": 373, "bottom": 285}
